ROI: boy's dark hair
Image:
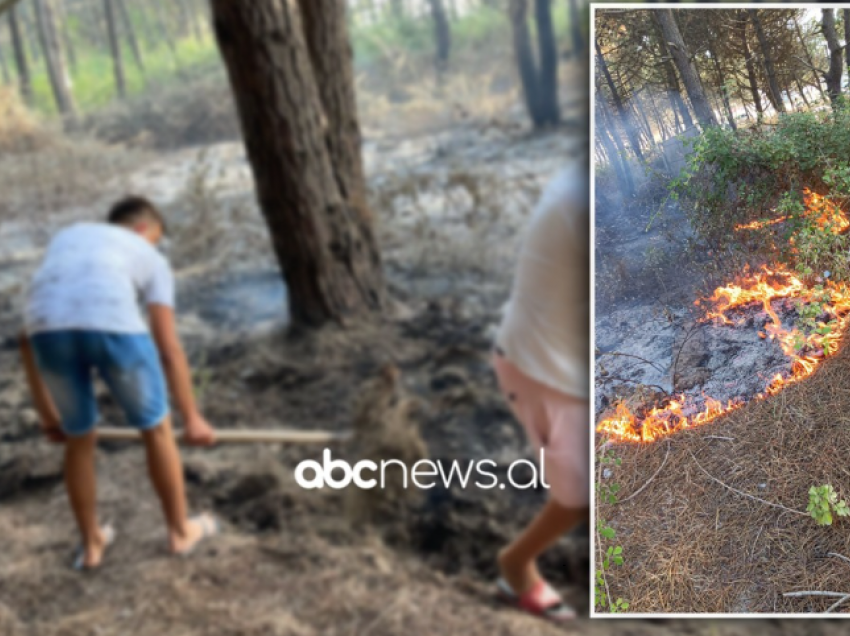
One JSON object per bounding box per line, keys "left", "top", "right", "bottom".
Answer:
{"left": 107, "top": 196, "right": 167, "bottom": 234}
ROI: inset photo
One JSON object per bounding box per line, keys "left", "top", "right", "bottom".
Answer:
{"left": 592, "top": 3, "right": 850, "bottom": 615}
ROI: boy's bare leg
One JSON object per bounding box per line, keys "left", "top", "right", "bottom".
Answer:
{"left": 141, "top": 416, "right": 208, "bottom": 553}
{"left": 498, "top": 499, "right": 589, "bottom": 594}
{"left": 65, "top": 432, "right": 107, "bottom": 567}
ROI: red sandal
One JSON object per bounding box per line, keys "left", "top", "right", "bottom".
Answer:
{"left": 496, "top": 577, "right": 577, "bottom": 621}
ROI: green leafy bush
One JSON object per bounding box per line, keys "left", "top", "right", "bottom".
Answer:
{"left": 671, "top": 110, "right": 850, "bottom": 281}
{"left": 671, "top": 110, "right": 850, "bottom": 246}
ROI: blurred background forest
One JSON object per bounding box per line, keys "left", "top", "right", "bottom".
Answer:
{"left": 0, "top": 0, "right": 585, "bottom": 148}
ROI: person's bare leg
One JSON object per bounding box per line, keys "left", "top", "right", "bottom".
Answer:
{"left": 498, "top": 498, "right": 589, "bottom": 594}
{"left": 141, "top": 416, "right": 208, "bottom": 553}
{"left": 65, "top": 431, "right": 107, "bottom": 567}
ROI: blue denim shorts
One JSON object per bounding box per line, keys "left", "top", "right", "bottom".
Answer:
{"left": 30, "top": 330, "right": 169, "bottom": 437}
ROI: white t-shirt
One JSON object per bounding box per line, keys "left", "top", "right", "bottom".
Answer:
{"left": 25, "top": 223, "right": 174, "bottom": 335}
{"left": 497, "top": 165, "right": 589, "bottom": 399}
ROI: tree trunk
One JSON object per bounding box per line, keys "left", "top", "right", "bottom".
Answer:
{"left": 669, "top": 92, "right": 682, "bottom": 132}
{"left": 117, "top": 0, "right": 146, "bottom": 75}
{"left": 0, "top": 43, "right": 10, "bottom": 84}
{"left": 34, "top": 0, "right": 75, "bottom": 117}
{"left": 845, "top": 9, "right": 850, "bottom": 83}
{"left": 298, "top": 0, "right": 370, "bottom": 224}
{"left": 211, "top": 0, "right": 386, "bottom": 329}
{"left": 653, "top": 15, "right": 693, "bottom": 131}
{"left": 794, "top": 74, "right": 810, "bottom": 109}
{"left": 22, "top": 3, "right": 40, "bottom": 64}
{"left": 822, "top": 8, "right": 844, "bottom": 107}
{"left": 737, "top": 11, "right": 763, "bottom": 115}
{"left": 747, "top": 9, "right": 784, "bottom": 114}
{"left": 154, "top": 0, "right": 180, "bottom": 65}
{"left": 508, "top": 0, "right": 544, "bottom": 127}
{"left": 533, "top": 0, "right": 559, "bottom": 125}
{"left": 793, "top": 16, "right": 827, "bottom": 104}
{"left": 595, "top": 36, "right": 643, "bottom": 162}
{"left": 104, "top": 0, "right": 125, "bottom": 98}
{"left": 8, "top": 7, "right": 30, "bottom": 101}
{"left": 53, "top": 0, "right": 76, "bottom": 72}
{"left": 656, "top": 9, "right": 716, "bottom": 129}
{"left": 666, "top": 62, "right": 693, "bottom": 131}
{"left": 707, "top": 39, "right": 736, "bottom": 130}
{"left": 646, "top": 92, "right": 670, "bottom": 141}
{"left": 567, "top": 0, "right": 583, "bottom": 57}
{"left": 597, "top": 94, "right": 633, "bottom": 198}
{"left": 425, "top": 0, "right": 450, "bottom": 75}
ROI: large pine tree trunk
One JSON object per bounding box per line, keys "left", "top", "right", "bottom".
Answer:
{"left": 822, "top": 8, "right": 844, "bottom": 108}
{"left": 425, "top": 0, "right": 451, "bottom": 75}
{"left": 656, "top": 9, "right": 716, "bottom": 129}
{"left": 747, "top": 9, "right": 784, "bottom": 114}
{"left": 8, "top": 7, "right": 31, "bottom": 101}
{"left": 298, "top": 0, "right": 369, "bottom": 224}
{"left": 211, "top": 0, "right": 385, "bottom": 329}
{"left": 34, "top": 0, "right": 75, "bottom": 117}
{"left": 104, "top": 0, "right": 125, "bottom": 98}
{"left": 655, "top": 18, "right": 694, "bottom": 131}
{"left": 533, "top": 0, "right": 559, "bottom": 125}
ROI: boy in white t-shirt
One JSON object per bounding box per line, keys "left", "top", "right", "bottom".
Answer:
{"left": 493, "top": 165, "right": 589, "bottom": 620}
{"left": 19, "top": 196, "right": 219, "bottom": 570}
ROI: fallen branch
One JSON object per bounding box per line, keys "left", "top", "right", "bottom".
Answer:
{"left": 783, "top": 554, "right": 850, "bottom": 613}
{"left": 618, "top": 441, "right": 670, "bottom": 505}
{"left": 597, "top": 350, "right": 666, "bottom": 374}
{"left": 827, "top": 595, "right": 850, "bottom": 614}
{"left": 828, "top": 552, "right": 850, "bottom": 566}
{"left": 688, "top": 450, "right": 808, "bottom": 517}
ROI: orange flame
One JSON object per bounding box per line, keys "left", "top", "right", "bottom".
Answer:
{"left": 598, "top": 191, "right": 850, "bottom": 444}
{"left": 734, "top": 189, "right": 848, "bottom": 234}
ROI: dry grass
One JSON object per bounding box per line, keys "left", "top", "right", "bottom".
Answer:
{"left": 597, "top": 338, "right": 850, "bottom": 613}
{"left": 82, "top": 73, "right": 241, "bottom": 150}
{"left": 0, "top": 136, "right": 147, "bottom": 222}
{"left": 0, "top": 88, "right": 52, "bottom": 154}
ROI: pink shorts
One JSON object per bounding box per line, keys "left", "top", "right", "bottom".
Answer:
{"left": 493, "top": 352, "right": 589, "bottom": 508}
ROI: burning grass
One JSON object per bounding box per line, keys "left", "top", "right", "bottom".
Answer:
{"left": 596, "top": 337, "right": 850, "bottom": 613}
{"left": 597, "top": 189, "right": 850, "bottom": 444}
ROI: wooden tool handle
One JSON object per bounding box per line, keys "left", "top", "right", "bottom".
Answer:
{"left": 97, "top": 427, "right": 351, "bottom": 444}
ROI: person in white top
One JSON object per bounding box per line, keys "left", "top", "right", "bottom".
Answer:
{"left": 19, "top": 196, "right": 220, "bottom": 570}
{"left": 493, "top": 165, "right": 589, "bottom": 620}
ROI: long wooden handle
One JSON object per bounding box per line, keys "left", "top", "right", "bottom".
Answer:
{"left": 97, "top": 427, "right": 351, "bottom": 444}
